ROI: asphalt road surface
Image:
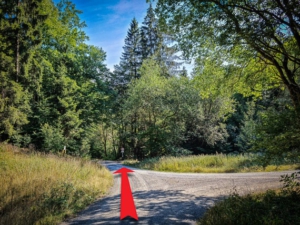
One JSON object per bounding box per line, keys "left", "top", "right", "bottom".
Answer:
{"left": 61, "top": 161, "right": 295, "bottom": 225}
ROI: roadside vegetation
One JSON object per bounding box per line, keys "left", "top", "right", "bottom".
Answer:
{"left": 198, "top": 172, "right": 300, "bottom": 225}
{"left": 0, "top": 144, "right": 113, "bottom": 225}
{"left": 123, "top": 154, "right": 300, "bottom": 173}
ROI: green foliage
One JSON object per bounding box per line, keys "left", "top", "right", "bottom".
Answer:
{"left": 224, "top": 95, "right": 257, "bottom": 153}
{"left": 141, "top": 3, "right": 183, "bottom": 76}
{"left": 154, "top": 0, "right": 300, "bottom": 108}
{"left": 198, "top": 190, "right": 300, "bottom": 225}
{"left": 192, "top": 45, "right": 279, "bottom": 100}
{"left": 80, "top": 122, "right": 119, "bottom": 159}
{"left": 11, "top": 134, "right": 31, "bottom": 148}
{"left": 122, "top": 59, "right": 230, "bottom": 158}
{"left": 253, "top": 107, "right": 300, "bottom": 164}
{"left": 151, "top": 0, "right": 300, "bottom": 160}
{"left": 0, "top": 0, "right": 55, "bottom": 139}
{"left": 0, "top": 0, "right": 112, "bottom": 156}
{"left": 113, "top": 3, "right": 184, "bottom": 95}
{"left": 41, "top": 123, "right": 65, "bottom": 153}
{"left": 1, "top": 0, "right": 299, "bottom": 162}
{"left": 141, "top": 3, "right": 160, "bottom": 59}
{"left": 0, "top": 81, "right": 30, "bottom": 137}
{"left": 280, "top": 171, "right": 300, "bottom": 195}
{"left": 116, "top": 18, "right": 142, "bottom": 85}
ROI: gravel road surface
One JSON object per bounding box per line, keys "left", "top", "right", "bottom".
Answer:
{"left": 61, "top": 161, "right": 295, "bottom": 225}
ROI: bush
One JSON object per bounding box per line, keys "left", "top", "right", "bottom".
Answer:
{"left": 253, "top": 108, "right": 300, "bottom": 165}
{"left": 198, "top": 171, "right": 300, "bottom": 225}
{"left": 41, "top": 123, "right": 65, "bottom": 153}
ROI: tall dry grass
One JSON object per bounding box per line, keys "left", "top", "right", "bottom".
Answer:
{"left": 0, "top": 144, "right": 113, "bottom": 225}
{"left": 124, "top": 153, "right": 299, "bottom": 173}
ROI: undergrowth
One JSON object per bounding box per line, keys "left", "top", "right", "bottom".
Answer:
{"left": 197, "top": 171, "right": 300, "bottom": 225}
{"left": 0, "top": 144, "right": 113, "bottom": 225}
{"left": 124, "top": 154, "right": 299, "bottom": 173}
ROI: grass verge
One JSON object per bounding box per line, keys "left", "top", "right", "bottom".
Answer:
{"left": 123, "top": 154, "right": 300, "bottom": 173}
{"left": 0, "top": 144, "right": 113, "bottom": 225}
{"left": 198, "top": 172, "right": 300, "bottom": 225}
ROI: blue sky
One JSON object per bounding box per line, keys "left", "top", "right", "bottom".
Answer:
{"left": 54, "top": 0, "right": 151, "bottom": 71}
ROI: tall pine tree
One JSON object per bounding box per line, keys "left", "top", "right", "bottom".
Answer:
{"left": 115, "top": 18, "right": 142, "bottom": 86}
{"left": 141, "top": 4, "right": 183, "bottom": 77}
{"left": 141, "top": 4, "right": 160, "bottom": 59}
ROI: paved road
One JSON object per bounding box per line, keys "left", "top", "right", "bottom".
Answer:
{"left": 61, "top": 161, "right": 295, "bottom": 225}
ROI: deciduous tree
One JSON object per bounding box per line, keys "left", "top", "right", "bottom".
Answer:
{"left": 154, "top": 0, "right": 300, "bottom": 108}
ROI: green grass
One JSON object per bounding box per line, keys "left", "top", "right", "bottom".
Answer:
{"left": 123, "top": 154, "right": 300, "bottom": 173}
{"left": 198, "top": 178, "right": 300, "bottom": 225}
{"left": 0, "top": 144, "right": 113, "bottom": 225}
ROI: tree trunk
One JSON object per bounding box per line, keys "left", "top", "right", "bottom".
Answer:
{"left": 16, "top": 0, "right": 21, "bottom": 83}
{"left": 111, "top": 126, "right": 117, "bottom": 158}
{"left": 16, "top": 33, "right": 20, "bottom": 82}
{"left": 287, "top": 83, "right": 300, "bottom": 111}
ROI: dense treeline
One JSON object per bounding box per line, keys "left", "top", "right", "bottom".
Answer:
{"left": 0, "top": 0, "right": 111, "bottom": 156}
{"left": 1, "top": 0, "right": 299, "bottom": 162}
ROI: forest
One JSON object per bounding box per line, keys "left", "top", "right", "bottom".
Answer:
{"left": 0, "top": 0, "right": 299, "bottom": 164}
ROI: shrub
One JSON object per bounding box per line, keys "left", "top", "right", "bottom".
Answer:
{"left": 198, "top": 171, "right": 300, "bottom": 225}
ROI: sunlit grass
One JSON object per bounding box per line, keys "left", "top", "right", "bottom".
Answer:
{"left": 124, "top": 153, "right": 299, "bottom": 173}
{"left": 0, "top": 144, "right": 113, "bottom": 225}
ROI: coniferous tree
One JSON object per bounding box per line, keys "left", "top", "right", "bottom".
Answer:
{"left": 112, "top": 19, "right": 143, "bottom": 158}
{"left": 113, "top": 5, "right": 187, "bottom": 157}
{"left": 118, "top": 18, "right": 142, "bottom": 83}
{"left": 36, "top": 0, "right": 110, "bottom": 154}
{"left": 141, "top": 4, "right": 183, "bottom": 77}
{"left": 0, "top": 0, "right": 49, "bottom": 141}
{"left": 141, "top": 4, "right": 160, "bottom": 59}
{"left": 0, "top": 0, "right": 114, "bottom": 156}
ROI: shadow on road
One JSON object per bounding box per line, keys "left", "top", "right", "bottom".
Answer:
{"left": 64, "top": 189, "right": 223, "bottom": 225}
{"left": 100, "top": 161, "right": 139, "bottom": 172}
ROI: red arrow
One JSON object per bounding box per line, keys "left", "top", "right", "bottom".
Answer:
{"left": 114, "top": 167, "right": 138, "bottom": 220}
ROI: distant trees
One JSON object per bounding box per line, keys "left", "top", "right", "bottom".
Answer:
{"left": 121, "top": 59, "right": 230, "bottom": 158}
{"left": 110, "top": 4, "right": 190, "bottom": 159}
{"left": 114, "top": 3, "right": 183, "bottom": 89}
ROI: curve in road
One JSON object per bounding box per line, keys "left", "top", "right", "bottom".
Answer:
{"left": 61, "top": 161, "right": 294, "bottom": 225}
